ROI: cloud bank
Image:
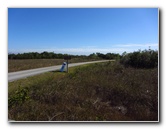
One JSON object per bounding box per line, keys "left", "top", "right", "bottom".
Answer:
{"left": 9, "top": 43, "right": 158, "bottom": 55}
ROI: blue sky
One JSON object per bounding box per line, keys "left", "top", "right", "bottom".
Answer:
{"left": 8, "top": 8, "right": 158, "bottom": 55}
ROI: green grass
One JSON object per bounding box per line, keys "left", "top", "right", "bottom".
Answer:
{"left": 8, "top": 61, "right": 158, "bottom": 121}
{"left": 8, "top": 58, "right": 102, "bottom": 72}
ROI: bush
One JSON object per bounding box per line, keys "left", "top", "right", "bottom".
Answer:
{"left": 8, "top": 86, "right": 29, "bottom": 108}
{"left": 120, "top": 49, "right": 158, "bottom": 68}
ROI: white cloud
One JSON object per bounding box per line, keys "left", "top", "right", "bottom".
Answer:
{"left": 115, "top": 43, "right": 158, "bottom": 47}
{"left": 8, "top": 47, "right": 129, "bottom": 55}
{"left": 8, "top": 43, "right": 158, "bottom": 55}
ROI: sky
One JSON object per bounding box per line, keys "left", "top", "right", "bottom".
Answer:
{"left": 8, "top": 8, "right": 158, "bottom": 55}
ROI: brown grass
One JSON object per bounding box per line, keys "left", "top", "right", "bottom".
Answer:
{"left": 8, "top": 61, "right": 158, "bottom": 121}
{"left": 8, "top": 58, "right": 101, "bottom": 72}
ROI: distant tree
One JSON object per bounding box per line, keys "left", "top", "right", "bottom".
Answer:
{"left": 8, "top": 51, "right": 122, "bottom": 60}
{"left": 96, "top": 52, "right": 106, "bottom": 59}
{"left": 88, "top": 53, "right": 97, "bottom": 59}
{"left": 8, "top": 53, "right": 16, "bottom": 59}
{"left": 105, "top": 53, "right": 120, "bottom": 60}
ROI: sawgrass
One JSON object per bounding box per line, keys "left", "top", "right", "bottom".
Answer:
{"left": 8, "top": 61, "right": 158, "bottom": 121}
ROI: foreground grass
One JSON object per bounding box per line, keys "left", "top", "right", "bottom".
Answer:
{"left": 8, "top": 61, "right": 158, "bottom": 121}
{"left": 8, "top": 58, "right": 101, "bottom": 72}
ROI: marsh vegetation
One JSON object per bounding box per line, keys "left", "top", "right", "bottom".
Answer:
{"left": 8, "top": 61, "right": 158, "bottom": 121}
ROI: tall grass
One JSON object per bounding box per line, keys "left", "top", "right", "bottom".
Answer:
{"left": 8, "top": 61, "right": 158, "bottom": 121}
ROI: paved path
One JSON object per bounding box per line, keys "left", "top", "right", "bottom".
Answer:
{"left": 8, "top": 60, "right": 113, "bottom": 82}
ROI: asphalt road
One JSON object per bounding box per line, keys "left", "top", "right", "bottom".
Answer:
{"left": 8, "top": 60, "right": 113, "bottom": 82}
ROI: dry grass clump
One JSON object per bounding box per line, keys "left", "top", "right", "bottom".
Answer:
{"left": 8, "top": 61, "right": 158, "bottom": 121}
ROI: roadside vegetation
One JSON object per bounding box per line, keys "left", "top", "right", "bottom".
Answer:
{"left": 8, "top": 49, "right": 157, "bottom": 72}
{"left": 8, "top": 52, "right": 120, "bottom": 72}
{"left": 8, "top": 58, "right": 102, "bottom": 72}
{"left": 8, "top": 61, "right": 158, "bottom": 121}
{"left": 120, "top": 49, "right": 158, "bottom": 68}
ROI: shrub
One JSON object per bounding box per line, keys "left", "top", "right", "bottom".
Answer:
{"left": 8, "top": 86, "right": 29, "bottom": 108}
{"left": 120, "top": 49, "right": 158, "bottom": 68}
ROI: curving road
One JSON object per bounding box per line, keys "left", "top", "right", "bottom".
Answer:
{"left": 8, "top": 60, "right": 113, "bottom": 82}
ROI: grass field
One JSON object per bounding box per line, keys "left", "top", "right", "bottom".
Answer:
{"left": 8, "top": 58, "right": 101, "bottom": 72}
{"left": 8, "top": 61, "right": 158, "bottom": 121}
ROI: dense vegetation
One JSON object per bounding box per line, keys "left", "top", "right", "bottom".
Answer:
{"left": 8, "top": 49, "right": 158, "bottom": 69}
{"left": 8, "top": 51, "right": 121, "bottom": 60}
{"left": 120, "top": 49, "right": 158, "bottom": 68}
{"left": 8, "top": 62, "right": 158, "bottom": 121}
{"left": 8, "top": 49, "right": 158, "bottom": 73}
{"left": 8, "top": 49, "right": 159, "bottom": 121}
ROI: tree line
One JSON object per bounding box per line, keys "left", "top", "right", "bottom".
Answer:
{"left": 8, "top": 49, "right": 158, "bottom": 68}
{"left": 8, "top": 51, "right": 121, "bottom": 60}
